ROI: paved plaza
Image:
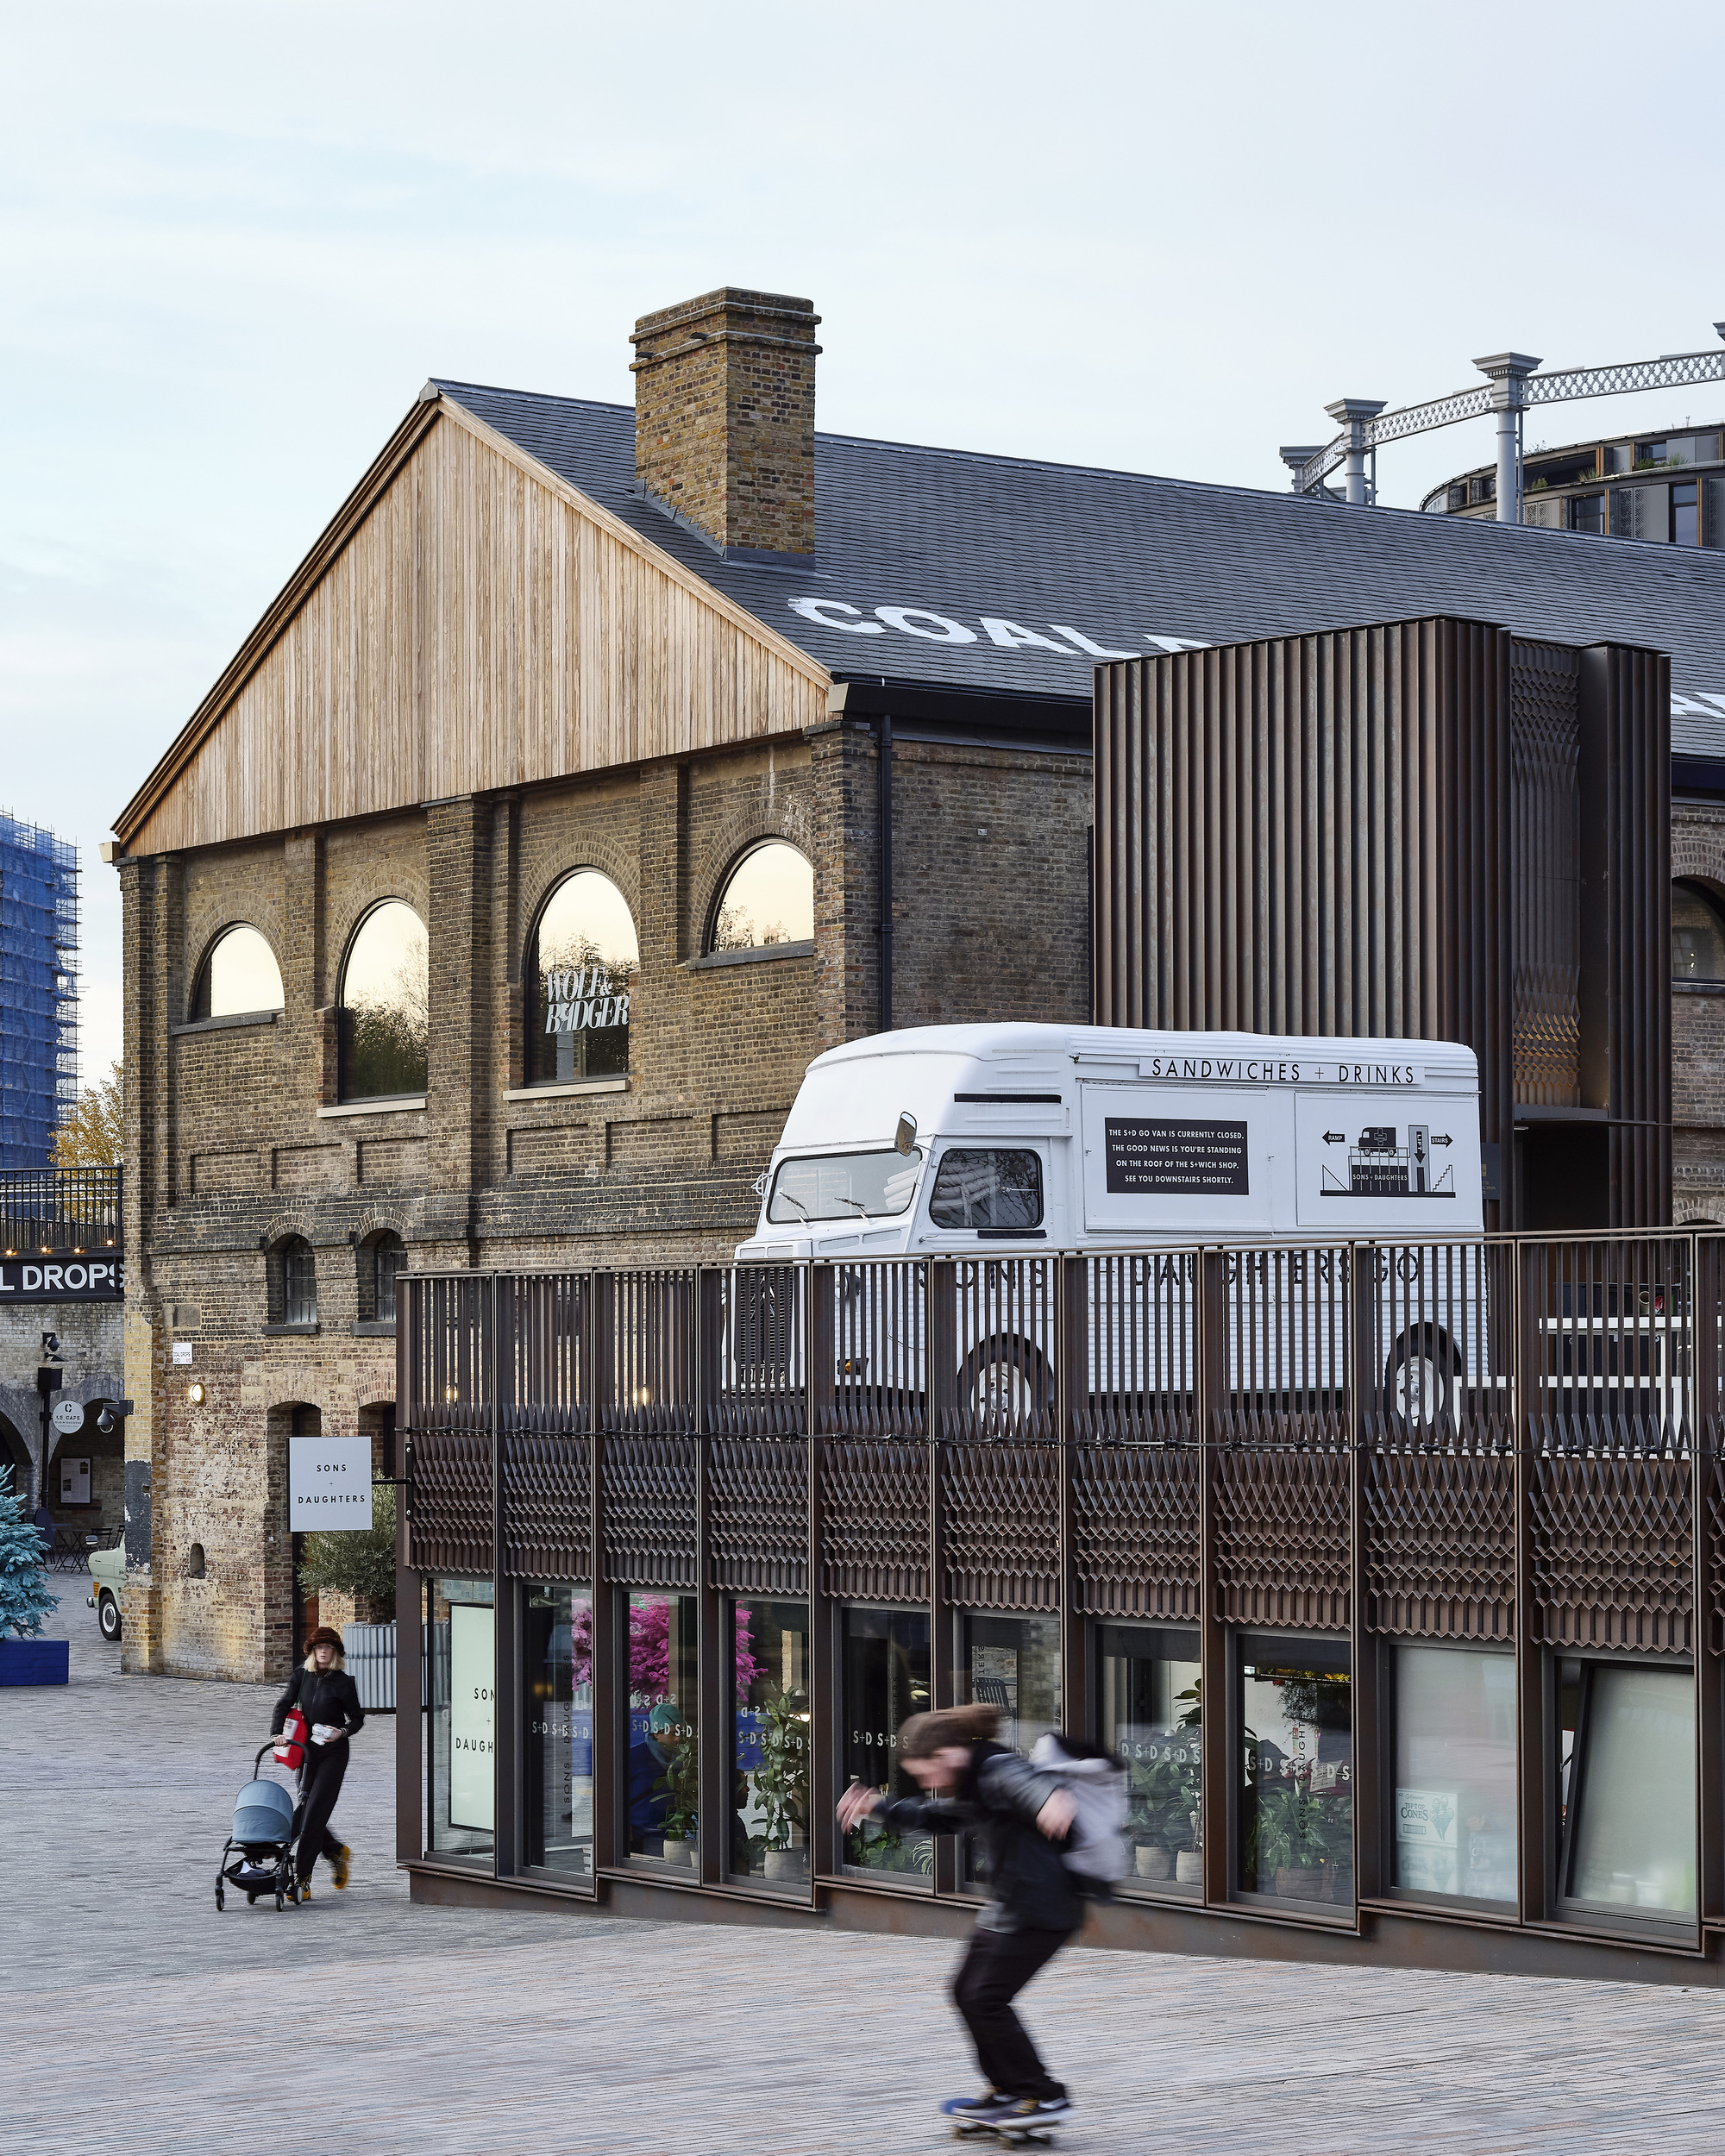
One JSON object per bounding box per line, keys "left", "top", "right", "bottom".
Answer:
{"left": 7, "top": 1590, "right": 1725, "bottom": 2155}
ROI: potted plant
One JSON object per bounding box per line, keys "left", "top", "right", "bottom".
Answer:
{"left": 751, "top": 1683, "right": 811, "bottom": 1881}
{"left": 1250, "top": 1777, "right": 1336, "bottom": 1900}
{"left": 0, "top": 1477, "right": 64, "bottom": 1687}
{"left": 656, "top": 1718, "right": 700, "bottom": 1865}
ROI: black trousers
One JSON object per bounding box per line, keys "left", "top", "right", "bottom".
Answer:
{"left": 950, "top": 1924, "right": 1074, "bottom": 2102}
{"left": 296, "top": 1739, "right": 349, "bottom": 1883}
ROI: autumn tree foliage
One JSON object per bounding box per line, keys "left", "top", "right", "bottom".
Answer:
{"left": 53, "top": 1062, "right": 123, "bottom": 1168}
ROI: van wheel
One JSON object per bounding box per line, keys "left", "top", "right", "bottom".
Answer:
{"left": 960, "top": 1335, "right": 1052, "bottom": 1432}
{"left": 1384, "top": 1326, "right": 1458, "bottom": 1433}
{"left": 97, "top": 1592, "right": 122, "bottom": 1642}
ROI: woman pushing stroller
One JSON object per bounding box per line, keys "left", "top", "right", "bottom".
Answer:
{"left": 271, "top": 1625, "right": 365, "bottom": 1899}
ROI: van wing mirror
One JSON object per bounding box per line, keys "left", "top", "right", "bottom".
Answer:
{"left": 894, "top": 1112, "right": 918, "bottom": 1156}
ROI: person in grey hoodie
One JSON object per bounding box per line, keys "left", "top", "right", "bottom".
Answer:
{"left": 836, "top": 1702, "right": 1080, "bottom": 2130}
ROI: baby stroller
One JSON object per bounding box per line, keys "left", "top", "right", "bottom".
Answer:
{"left": 215, "top": 1745, "right": 301, "bottom": 1911}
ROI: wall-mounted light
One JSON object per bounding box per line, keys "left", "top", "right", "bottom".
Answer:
{"left": 186, "top": 1382, "right": 205, "bottom": 1405}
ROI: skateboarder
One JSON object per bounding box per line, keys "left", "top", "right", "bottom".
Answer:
{"left": 836, "top": 1702, "right": 1080, "bottom": 2134}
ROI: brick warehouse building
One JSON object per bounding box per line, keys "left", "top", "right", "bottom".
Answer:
{"left": 108, "top": 287, "right": 1725, "bottom": 1678}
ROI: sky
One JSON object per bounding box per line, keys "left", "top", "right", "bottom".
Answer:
{"left": 3, "top": 0, "right": 1722, "bottom": 1086}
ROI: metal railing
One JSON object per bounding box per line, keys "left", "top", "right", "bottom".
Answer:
{"left": 0, "top": 1166, "right": 122, "bottom": 1255}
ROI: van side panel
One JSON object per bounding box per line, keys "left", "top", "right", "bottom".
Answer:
{"left": 1293, "top": 1092, "right": 1484, "bottom": 1232}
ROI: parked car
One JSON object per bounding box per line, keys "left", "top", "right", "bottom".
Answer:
{"left": 87, "top": 1540, "right": 124, "bottom": 1640}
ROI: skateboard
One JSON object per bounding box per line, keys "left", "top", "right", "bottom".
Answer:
{"left": 950, "top": 2123, "right": 1057, "bottom": 2147}
{"left": 947, "top": 2115, "right": 1060, "bottom": 2147}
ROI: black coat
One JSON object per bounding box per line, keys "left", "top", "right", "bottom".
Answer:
{"left": 874, "top": 1741, "right": 1084, "bottom": 1934}
{"left": 271, "top": 1664, "right": 366, "bottom": 1743}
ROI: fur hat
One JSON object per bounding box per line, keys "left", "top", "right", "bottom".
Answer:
{"left": 304, "top": 1625, "right": 345, "bottom": 1664}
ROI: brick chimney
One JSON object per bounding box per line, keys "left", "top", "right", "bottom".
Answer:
{"left": 630, "top": 287, "right": 821, "bottom": 563}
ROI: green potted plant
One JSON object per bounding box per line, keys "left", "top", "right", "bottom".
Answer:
{"left": 0, "top": 1476, "right": 63, "bottom": 1687}
{"left": 751, "top": 1683, "right": 811, "bottom": 1881}
{"left": 656, "top": 1719, "right": 700, "bottom": 1865}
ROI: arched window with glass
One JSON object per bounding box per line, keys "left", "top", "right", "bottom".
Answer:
{"left": 364, "top": 1230, "right": 405, "bottom": 1324}
{"left": 526, "top": 871, "right": 638, "bottom": 1086}
{"left": 278, "top": 1237, "right": 317, "bottom": 1326}
{"left": 191, "top": 924, "right": 284, "bottom": 1020}
{"left": 709, "top": 841, "right": 813, "bottom": 955}
{"left": 1672, "top": 881, "right": 1725, "bottom": 984}
{"left": 339, "top": 900, "right": 429, "bottom": 1101}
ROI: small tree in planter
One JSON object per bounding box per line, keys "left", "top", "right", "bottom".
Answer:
{"left": 0, "top": 1476, "right": 62, "bottom": 1684}
{"left": 298, "top": 1488, "right": 396, "bottom": 1620}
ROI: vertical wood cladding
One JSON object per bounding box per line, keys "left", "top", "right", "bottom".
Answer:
{"left": 1509, "top": 641, "right": 1581, "bottom": 1106}
{"left": 1578, "top": 645, "right": 1672, "bottom": 1225}
{"left": 118, "top": 409, "right": 830, "bottom": 857}
{"left": 1094, "top": 617, "right": 1671, "bottom": 1227}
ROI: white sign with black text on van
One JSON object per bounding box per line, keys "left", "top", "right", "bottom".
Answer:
{"left": 287, "top": 1434, "right": 373, "bottom": 1531}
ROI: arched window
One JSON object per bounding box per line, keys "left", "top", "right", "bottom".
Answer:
{"left": 340, "top": 900, "right": 428, "bottom": 1100}
{"left": 191, "top": 924, "right": 284, "bottom": 1019}
{"left": 365, "top": 1230, "right": 405, "bottom": 1324}
{"left": 278, "top": 1237, "right": 317, "bottom": 1326}
{"left": 709, "top": 841, "right": 814, "bottom": 954}
{"left": 1672, "top": 881, "right": 1725, "bottom": 983}
{"left": 526, "top": 871, "right": 638, "bottom": 1086}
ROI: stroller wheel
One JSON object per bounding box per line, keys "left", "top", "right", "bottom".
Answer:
{"left": 275, "top": 1890, "right": 285, "bottom": 1911}
{"left": 215, "top": 1888, "right": 225, "bottom": 1911}
{"left": 247, "top": 1891, "right": 259, "bottom": 1906}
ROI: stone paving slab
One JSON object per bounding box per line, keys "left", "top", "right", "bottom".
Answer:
{"left": 8, "top": 1589, "right": 1725, "bottom": 2153}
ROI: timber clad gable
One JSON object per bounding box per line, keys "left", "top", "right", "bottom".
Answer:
{"left": 116, "top": 400, "right": 831, "bottom": 858}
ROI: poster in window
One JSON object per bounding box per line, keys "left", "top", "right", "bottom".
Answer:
{"left": 449, "top": 1602, "right": 496, "bottom": 1832}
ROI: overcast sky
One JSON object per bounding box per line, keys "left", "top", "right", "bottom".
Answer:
{"left": 3, "top": 0, "right": 1722, "bottom": 1083}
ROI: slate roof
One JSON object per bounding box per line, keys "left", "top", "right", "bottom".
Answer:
{"left": 436, "top": 381, "right": 1725, "bottom": 766}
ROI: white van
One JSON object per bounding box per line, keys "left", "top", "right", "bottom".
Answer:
{"left": 736, "top": 1023, "right": 1484, "bottom": 1261}
{"left": 734, "top": 1025, "right": 1484, "bottom": 1427}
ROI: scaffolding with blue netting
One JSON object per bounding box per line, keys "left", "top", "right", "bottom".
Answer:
{"left": 0, "top": 810, "right": 79, "bottom": 1169}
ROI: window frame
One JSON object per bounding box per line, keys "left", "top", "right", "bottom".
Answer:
{"left": 925, "top": 1145, "right": 1047, "bottom": 1236}
{"left": 1671, "top": 880, "right": 1725, "bottom": 987}
{"left": 523, "top": 868, "right": 639, "bottom": 1089}
{"left": 337, "top": 898, "right": 430, "bottom": 1104}
{"left": 190, "top": 922, "right": 285, "bottom": 1022}
{"left": 1549, "top": 1649, "right": 1698, "bottom": 1936}
{"left": 1377, "top": 1634, "right": 1519, "bottom": 1917}
{"left": 706, "top": 838, "right": 815, "bottom": 957}
{"left": 276, "top": 1236, "right": 317, "bottom": 1327}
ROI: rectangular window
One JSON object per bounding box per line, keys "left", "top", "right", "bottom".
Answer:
{"left": 1239, "top": 1638, "right": 1352, "bottom": 1907}
{"left": 1390, "top": 1644, "right": 1516, "bottom": 1904}
{"left": 768, "top": 1150, "right": 923, "bottom": 1225}
{"left": 728, "top": 1598, "right": 811, "bottom": 1890}
{"left": 1673, "top": 481, "right": 1699, "bottom": 547}
{"left": 1567, "top": 492, "right": 1604, "bottom": 535}
{"left": 961, "top": 1612, "right": 1061, "bottom": 1890}
{"left": 624, "top": 1591, "right": 699, "bottom": 1867}
{"left": 840, "top": 1606, "right": 932, "bottom": 1882}
{"left": 1098, "top": 1623, "right": 1201, "bottom": 1894}
{"left": 427, "top": 1576, "right": 494, "bottom": 1860}
{"left": 929, "top": 1149, "right": 1044, "bottom": 1232}
{"left": 522, "top": 1582, "right": 594, "bottom": 1879}
{"left": 1559, "top": 1658, "right": 1696, "bottom": 1922}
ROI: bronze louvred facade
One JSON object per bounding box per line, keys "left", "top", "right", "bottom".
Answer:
{"left": 1091, "top": 617, "right": 1672, "bottom": 1228}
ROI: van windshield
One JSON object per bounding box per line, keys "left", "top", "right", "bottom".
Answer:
{"left": 767, "top": 1150, "right": 923, "bottom": 1223}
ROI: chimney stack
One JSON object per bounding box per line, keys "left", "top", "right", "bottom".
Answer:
{"left": 630, "top": 287, "right": 821, "bottom": 564}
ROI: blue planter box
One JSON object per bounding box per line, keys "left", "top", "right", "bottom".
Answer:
{"left": 0, "top": 1637, "right": 69, "bottom": 1686}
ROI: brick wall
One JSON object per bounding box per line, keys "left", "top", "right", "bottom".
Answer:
{"left": 1672, "top": 798, "right": 1725, "bottom": 1221}
{"left": 630, "top": 288, "right": 820, "bottom": 560}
